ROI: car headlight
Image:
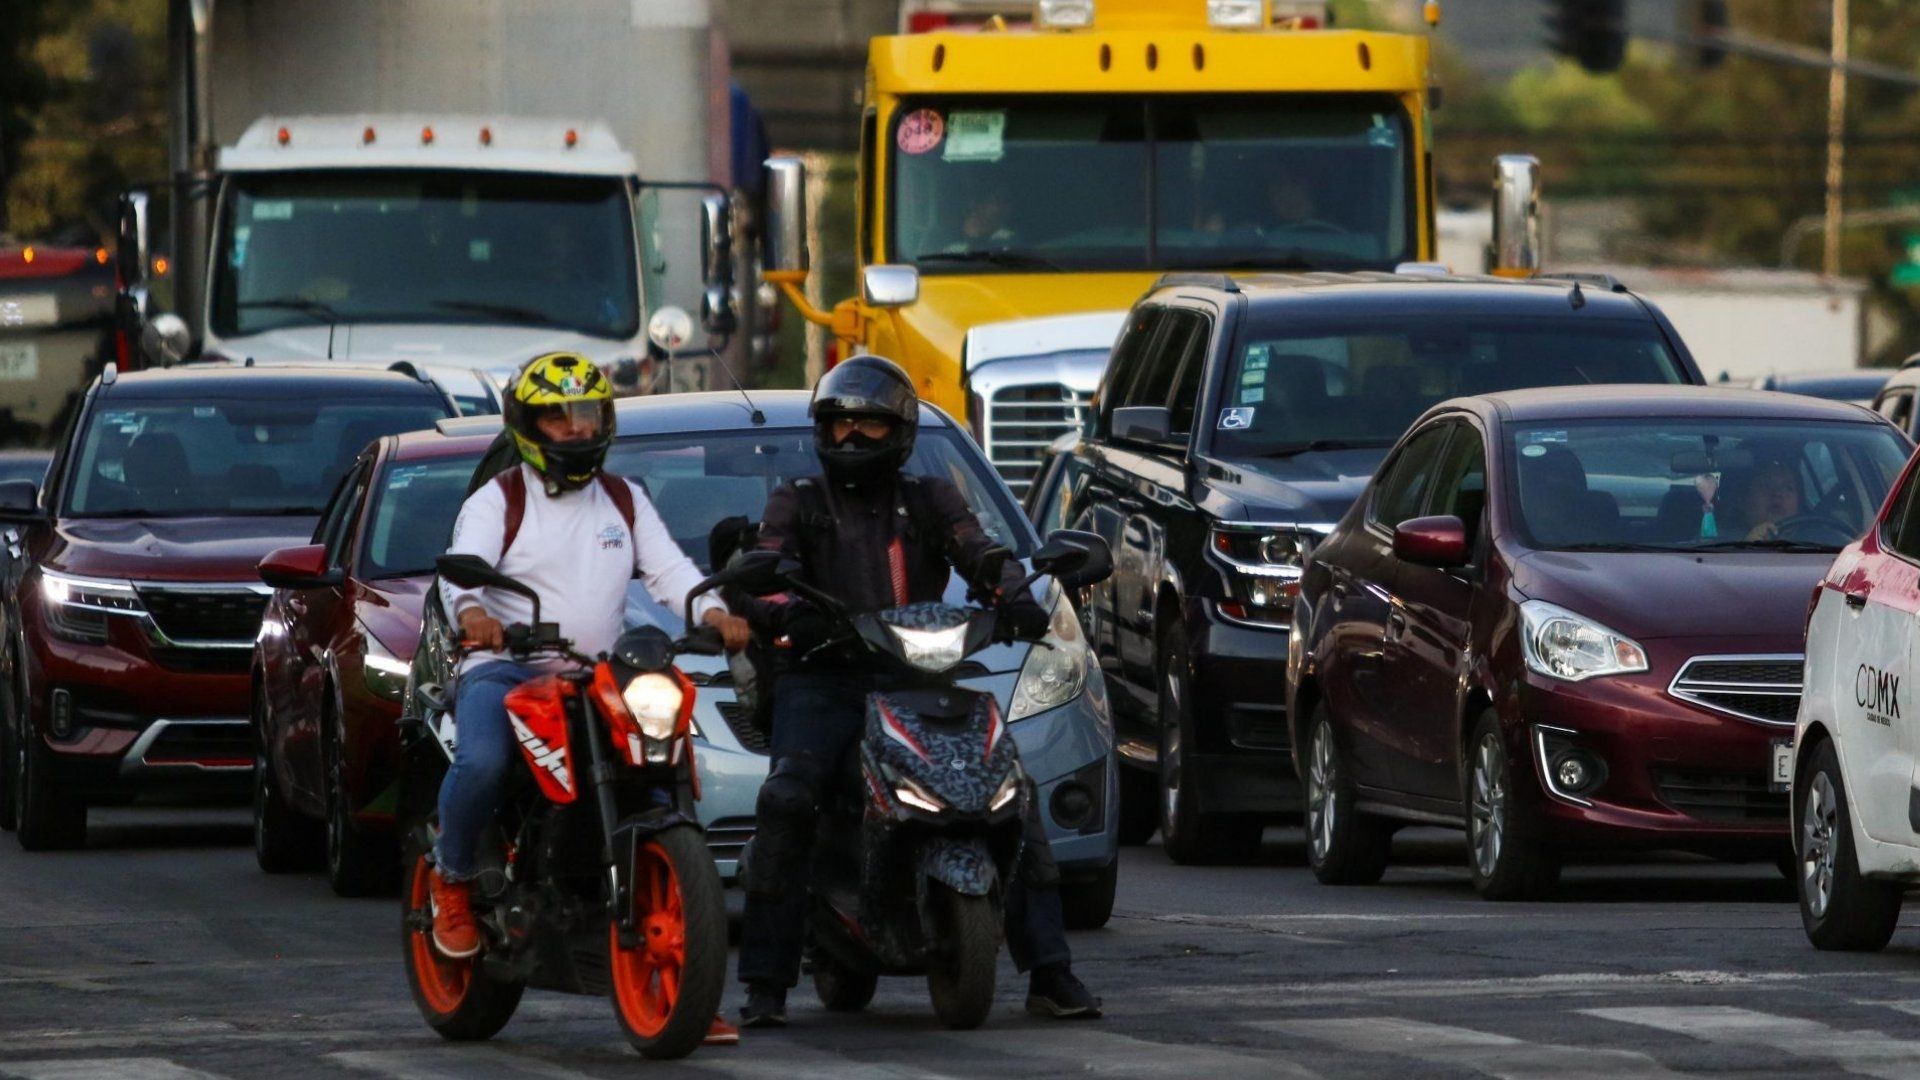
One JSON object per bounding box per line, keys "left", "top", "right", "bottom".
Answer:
{"left": 989, "top": 771, "right": 1022, "bottom": 813}
{"left": 361, "top": 632, "right": 411, "bottom": 702}
{"left": 890, "top": 622, "right": 969, "bottom": 673}
{"left": 40, "top": 568, "right": 144, "bottom": 642}
{"left": 1210, "top": 525, "right": 1314, "bottom": 625}
{"left": 1519, "top": 600, "right": 1648, "bottom": 682}
{"left": 622, "top": 672, "right": 685, "bottom": 741}
{"left": 895, "top": 775, "right": 945, "bottom": 814}
{"left": 1010, "top": 582, "right": 1090, "bottom": 721}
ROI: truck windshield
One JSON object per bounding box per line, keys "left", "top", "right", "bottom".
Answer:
{"left": 889, "top": 94, "right": 1412, "bottom": 272}
{"left": 210, "top": 170, "right": 639, "bottom": 340}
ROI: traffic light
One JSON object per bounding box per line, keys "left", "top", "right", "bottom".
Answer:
{"left": 1695, "top": 0, "right": 1729, "bottom": 70}
{"left": 1543, "top": 0, "right": 1627, "bottom": 74}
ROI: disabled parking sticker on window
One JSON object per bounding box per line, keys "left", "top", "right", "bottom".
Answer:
{"left": 944, "top": 110, "right": 1007, "bottom": 163}
{"left": 1219, "top": 407, "right": 1256, "bottom": 430}
{"left": 897, "top": 109, "right": 945, "bottom": 155}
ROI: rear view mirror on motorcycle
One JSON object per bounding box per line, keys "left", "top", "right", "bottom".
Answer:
{"left": 435, "top": 553, "right": 545, "bottom": 626}
{"left": 1032, "top": 530, "right": 1113, "bottom": 590}
{"left": 967, "top": 545, "right": 1012, "bottom": 603}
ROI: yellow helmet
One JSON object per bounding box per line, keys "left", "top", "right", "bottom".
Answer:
{"left": 502, "top": 352, "right": 615, "bottom": 493}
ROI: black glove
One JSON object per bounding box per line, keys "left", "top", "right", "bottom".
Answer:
{"left": 1001, "top": 597, "right": 1051, "bottom": 641}
{"left": 782, "top": 604, "right": 835, "bottom": 655}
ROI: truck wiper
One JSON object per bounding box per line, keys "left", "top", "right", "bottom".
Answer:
{"left": 1257, "top": 438, "right": 1394, "bottom": 457}
{"left": 916, "top": 250, "right": 1062, "bottom": 271}
{"left": 237, "top": 297, "right": 344, "bottom": 324}
{"left": 431, "top": 299, "right": 570, "bottom": 328}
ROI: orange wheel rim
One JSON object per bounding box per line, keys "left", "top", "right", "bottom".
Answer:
{"left": 407, "top": 855, "right": 474, "bottom": 1015}
{"left": 609, "top": 840, "right": 685, "bottom": 1038}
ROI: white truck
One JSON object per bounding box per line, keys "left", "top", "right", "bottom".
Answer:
{"left": 118, "top": 0, "right": 754, "bottom": 392}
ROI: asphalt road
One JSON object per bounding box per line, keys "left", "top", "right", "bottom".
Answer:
{"left": 6, "top": 808, "right": 1920, "bottom": 1079}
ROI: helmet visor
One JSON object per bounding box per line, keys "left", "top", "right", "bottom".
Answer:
{"left": 812, "top": 363, "right": 917, "bottom": 422}
{"left": 529, "top": 399, "right": 613, "bottom": 444}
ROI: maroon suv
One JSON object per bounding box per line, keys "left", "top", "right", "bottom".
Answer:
{"left": 1288, "top": 387, "right": 1910, "bottom": 899}
{"left": 252, "top": 429, "right": 488, "bottom": 894}
{"left": 0, "top": 365, "right": 455, "bottom": 849}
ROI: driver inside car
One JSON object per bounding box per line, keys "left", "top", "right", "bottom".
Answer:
{"left": 428, "top": 352, "right": 750, "bottom": 974}
{"left": 733, "top": 355, "right": 1102, "bottom": 1028}
{"left": 1733, "top": 458, "right": 1803, "bottom": 541}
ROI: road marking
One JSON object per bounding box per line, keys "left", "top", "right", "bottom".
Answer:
{"left": 329, "top": 1049, "right": 603, "bottom": 1080}
{"left": 1588, "top": 1005, "right": 1920, "bottom": 1080}
{"left": 1264, "top": 1016, "right": 1689, "bottom": 1079}
{"left": 0, "top": 1060, "right": 230, "bottom": 1080}
{"left": 927, "top": 1027, "right": 1322, "bottom": 1079}
{"left": 678, "top": 1040, "right": 962, "bottom": 1079}
{"left": 1154, "top": 968, "right": 1834, "bottom": 1003}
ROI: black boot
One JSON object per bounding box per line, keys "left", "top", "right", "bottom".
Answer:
{"left": 739, "top": 982, "right": 789, "bottom": 1028}
{"left": 1026, "top": 963, "right": 1102, "bottom": 1019}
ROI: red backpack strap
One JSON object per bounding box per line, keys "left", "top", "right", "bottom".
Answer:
{"left": 598, "top": 472, "right": 638, "bottom": 536}
{"left": 496, "top": 467, "right": 527, "bottom": 557}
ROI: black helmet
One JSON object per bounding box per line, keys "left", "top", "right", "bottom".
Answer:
{"left": 810, "top": 355, "right": 918, "bottom": 485}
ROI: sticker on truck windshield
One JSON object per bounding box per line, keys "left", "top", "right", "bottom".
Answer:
{"left": 944, "top": 110, "right": 1007, "bottom": 163}
{"left": 898, "top": 109, "right": 945, "bottom": 155}
{"left": 252, "top": 200, "right": 294, "bottom": 221}
{"left": 1219, "top": 407, "right": 1256, "bottom": 430}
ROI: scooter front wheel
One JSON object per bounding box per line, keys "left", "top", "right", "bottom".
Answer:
{"left": 608, "top": 823, "right": 727, "bottom": 1059}
{"left": 401, "top": 849, "right": 523, "bottom": 1040}
{"left": 925, "top": 885, "right": 998, "bottom": 1030}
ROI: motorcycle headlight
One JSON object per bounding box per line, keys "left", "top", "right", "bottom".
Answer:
{"left": 1009, "top": 583, "right": 1090, "bottom": 721}
{"left": 622, "top": 672, "right": 684, "bottom": 740}
{"left": 361, "top": 632, "right": 411, "bottom": 703}
{"left": 889, "top": 622, "right": 969, "bottom": 673}
{"left": 895, "top": 775, "right": 945, "bottom": 814}
{"left": 1519, "top": 600, "right": 1648, "bottom": 682}
{"left": 989, "top": 771, "right": 1022, "bottom": 813}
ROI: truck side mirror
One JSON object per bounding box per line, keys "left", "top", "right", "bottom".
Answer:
{"left": 763, "top": 156, "right": 809, "bottom": 277}
{"left": 1491, "top": 154, "right": 1541, "bottom": 279}
{"left": 115, "top": 189, "right": 151, "bottom": 293}
{"left": 142, "top": 314, "right": 191, "bottom": 367}
{"left": 700, "top": 193, "right": 739, "bottom": 335}
{"left": 861, "top": 265, "right": 920, "bottom": 309}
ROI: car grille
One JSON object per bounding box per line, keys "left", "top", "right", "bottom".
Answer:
{"left": 705, "top": 816, "right": 755, "bottom": 864}
{"left": 141, "top": 720, "right": 251, "bottom": 768}
{"left": 136, "top": 586, "right": 271, "bottom": 646}
{"left": 714, "top": 700, "right": 771, "bottom": 754}
{"left": 150, "top": 647, "right": 252, "bottom": 675}
{"left": 1653, "top": 768, "right": 1788, "bottom": 824}
{"left": 983, "top": 383, "right": 1091, "bottom": 496}
{"left": 1667, "top": 655, "right": 1802, "bottom": 727}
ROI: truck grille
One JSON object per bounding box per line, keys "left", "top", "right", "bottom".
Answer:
{"left": 983, "top": 383, "right": 1091, "bottom": 496}
{"left": 1667, "top": 654, "right": 1802, "bottom": 728}
{"left": 1653, "top": 768, "right": 1788, "bottom": 824}
{"left": 135, "top": 586, "right": 271, "bottom": 647}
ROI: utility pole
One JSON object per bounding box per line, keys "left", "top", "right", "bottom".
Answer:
{"left": 1824, "top": 0, "right": 1848, "bottom": 278}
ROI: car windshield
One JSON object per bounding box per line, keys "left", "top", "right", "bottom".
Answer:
{"left": 64, "top": 398, "right": 450, "bottom": 517}
{"left": 210, "top": 170, "right": 639, "bottom": 340}
{"left": 605, "top": 427, "right": 1032, "bottom": 572}
{"left": 890, "top": 94, "right": 1413, "bottom": 272}
{"left": 1213, "top": 315, "right": 1688, "bottom": 458}
{"left": 1505, "top": 418, "right": 1910, "bottom": 553}
{"left": 360, "top": 456, "right": 483, "bottom": 578}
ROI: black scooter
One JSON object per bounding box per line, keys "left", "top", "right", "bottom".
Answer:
{"left": 744, "top": 529, "right": 1111, "bottom": 1029}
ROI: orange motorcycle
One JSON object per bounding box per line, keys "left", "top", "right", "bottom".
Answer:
{"left": 396, "top": 552, "right": 768, "bottom": 1059}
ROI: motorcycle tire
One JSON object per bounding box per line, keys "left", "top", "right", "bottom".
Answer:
{"left": 402, "top": 847, "right": 522, "bottom": 1041}
{"left": 608, "top": 823, "right": 727, "bottom": 1060}
{"left": 812, "top": 950, "right": 879, "bottom": 1012}
{"left": 925, "top": 885, "right": 998, "bottom": 1030}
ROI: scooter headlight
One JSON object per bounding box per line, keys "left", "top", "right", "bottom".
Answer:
{"left": 894, "top": 775, "right": 946, "bottom": 814}
{"left": 989, "top": 772, "right": 1022, "bottom": 813}
{"left": 889, "top": 623, "right": 969, "bottom": 673}
{"left": 622, "top": 672, "right": 684, "bottom": 740}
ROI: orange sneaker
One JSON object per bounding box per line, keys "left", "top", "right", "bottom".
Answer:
{"left": 704, "top": 1015, "right": 740, "bottom": 1046}
{"left": 429, "top": 868, "right": 480, "bottom": 959}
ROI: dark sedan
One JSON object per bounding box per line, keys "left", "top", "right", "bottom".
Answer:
{"left": 1288, "top": 386, "right": 1910, "bottom": 899}
{"left": 252, "top": 429, "right": 490, "bottom": 894}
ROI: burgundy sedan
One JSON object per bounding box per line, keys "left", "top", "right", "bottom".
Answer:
{"left": 1287, "top": 386, "right": 1910, "bottom": 899}
{"left": 252, "top": 429, "right": 488, "bottom": 895}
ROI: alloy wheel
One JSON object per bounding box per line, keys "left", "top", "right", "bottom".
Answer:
{"left": 1307, "top": 720, "right": 1337, "bottom": 863}
{"left": 1802, "top": 771, "right": 1838, "bottom": 920}
{"left": 1470, "top": 734, "right": 1506, "bottom": 879}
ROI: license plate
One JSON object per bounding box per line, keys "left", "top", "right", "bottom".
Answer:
{"left": 0, "top": 342, "right": 38, "bottom": 381}
{"left": 1770, "top": 738, "right": 1794, "bottom": 793}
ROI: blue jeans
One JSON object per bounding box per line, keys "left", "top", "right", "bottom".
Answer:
{"left": 434, "top": 660, "right": 539, "bottom": 882}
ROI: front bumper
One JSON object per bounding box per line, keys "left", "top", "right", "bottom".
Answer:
{"left": 1184, "top": 602, "right": 1299, "bottom": 815}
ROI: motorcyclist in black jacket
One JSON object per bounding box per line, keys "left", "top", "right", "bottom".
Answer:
{"left": 734, "top": 355, "right": 1102, "bottom": 1028}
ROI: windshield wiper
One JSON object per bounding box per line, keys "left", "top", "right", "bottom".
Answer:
{"left": 1548, "top": 542, "right": 1678, "bottom": 553}
{"left": 1689, "top": 538, "right": 1839, "bottom": 553}
{"left": 1258, "top": 438, "right": 1395, "bottom": 457}
{"left": 916, "top": 250, "right": 1062, "bottom": 271}
{"left": 237, "top": 297, "right": 343, "bottom": 324}
{"left": 225, "top": 506, "right": 325, "bottom": 517}
{"left": 431, "top": 299, "right": 570, "bottom": 329}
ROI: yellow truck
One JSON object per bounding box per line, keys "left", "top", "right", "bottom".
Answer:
{"left": 761, "top": 0, "right": 1537, "bottom": 489}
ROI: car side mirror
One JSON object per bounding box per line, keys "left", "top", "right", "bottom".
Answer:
{"left": 1111, "top": 406, "right": 1174, "bottom": 446}
{"left": 0, "top": 479, "right": 41, "bottom": 520}
{"left": 1034, "top": 529, "right": 1113, "bottom": 589}
{"left": 861, "top": 264, "right": 920, "bottom": 309}
{"left": 259, "top": 544, "right": 342, "bottom": 589}
{"left": 1393, "top": 515, "right": 1470, "bottom": 569}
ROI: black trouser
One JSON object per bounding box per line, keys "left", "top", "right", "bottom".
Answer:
{"left": 737, "top": 670, "right": 1070, "bottom": 989}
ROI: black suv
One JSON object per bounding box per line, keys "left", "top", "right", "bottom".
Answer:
{"left": 1033, "top": 270, "right": 1707, "bottom": 863}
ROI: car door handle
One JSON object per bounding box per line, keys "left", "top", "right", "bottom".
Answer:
{"left": 1845, "top": 590, "right": 1868, "bottom": 609}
